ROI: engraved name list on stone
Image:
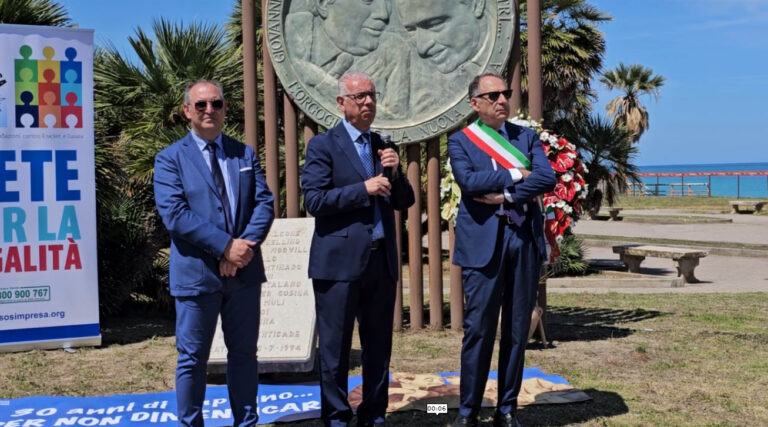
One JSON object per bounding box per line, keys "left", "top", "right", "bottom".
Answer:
{"left": 208, "top": 218, "right": 317, "bottom": 373}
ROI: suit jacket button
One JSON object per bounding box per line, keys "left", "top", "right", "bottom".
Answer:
{"left": 217, "top": 207, "right": 223, "bottom": 212}
{"left": 367, "top": 229, "right": 372, "bottom": 234}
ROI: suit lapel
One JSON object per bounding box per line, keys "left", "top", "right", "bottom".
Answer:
{"left": 370, "top": 133, "right": 383, "bottom": 176}
{"left": 504, "top": 122, "right": 530, "bottom": 160}
{"left": 334, "top": 124, "right": 369, "bottom": 180}
{"left": 181, "top": 134, "right": 218, "bottom": 194}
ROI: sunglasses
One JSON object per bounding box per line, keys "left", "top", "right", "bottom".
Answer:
{"left": 343, "top": 91, "right": 379, "bottom": 104}
{"left": 473, "top": 89, "right": 513, "bottom": 102}
{"left": 191, "top": 99, "right": 224, "bottom": 112}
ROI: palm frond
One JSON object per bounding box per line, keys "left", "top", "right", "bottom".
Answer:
{"left": 600, "top": 62, "right": 665, "bottom": 142}
{"left": 0, "top": 0, "right": 70, "bottom": 26}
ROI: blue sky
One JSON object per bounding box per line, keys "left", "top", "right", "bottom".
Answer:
{"left": 62, "top": 0, "right": 768, "bottom": 166}
{"left": 591, "top": 0, "right": 768, "bottom": 166}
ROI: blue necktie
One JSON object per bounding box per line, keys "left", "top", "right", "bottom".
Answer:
{"left": 357, "top": 134, "right": 385, "bottom": 240}
{"left": 358, "top": 134, "right": 375, "bottom": 178}
{"left": 205, "top": 142, "right": 233, "bottom": 233}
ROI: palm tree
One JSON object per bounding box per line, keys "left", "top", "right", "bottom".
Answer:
{"left": 93, "top": 17, "right": 244, "bottom": 314}
{"left": 567, "top": 114, "right": 639, "bottom": 213}
{"left": 600, "top": 62, "right": 665, "bottom": 143}
{"left": 95, "top": 17, "right": 243, "bottom": 182}
{"left": 0, "top": 0, "right": 70, "bottom": 26}
{"left": 225, "top": 0, "right": 262, "bottom": 48}
{"left": 519, "top": 0, "right": 611, "bottom": 134}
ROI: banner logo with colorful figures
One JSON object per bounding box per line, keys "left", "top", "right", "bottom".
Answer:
{"left": 15, "top": 45, "right": 83, "bottom": 129}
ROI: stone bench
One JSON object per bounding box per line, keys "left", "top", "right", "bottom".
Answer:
{"left": 607, "top": 207, "right": 623, "bottom": 221}
{"left": 612, "top": 245, "right": 708, "bottom": 284}
{"left": 588, "top": 207, "right": 623, "bottom": 220}
{"left": 729, "top": 200, "right": 765, "bottom": 214}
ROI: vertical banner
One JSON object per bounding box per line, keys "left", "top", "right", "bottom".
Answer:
{"left": 0, "top": 25, "right": 99, "bottom": 351}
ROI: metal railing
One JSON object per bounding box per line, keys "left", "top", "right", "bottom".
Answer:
{"left": 629, "top": 182, "right": 710, "bottom": 197}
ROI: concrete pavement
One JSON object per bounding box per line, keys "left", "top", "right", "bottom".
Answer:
{"left": 552, "top": 209, "right": 768, "bottom": 293}
{"left": 571, "top": 209, "right": 768, "bottom": 246}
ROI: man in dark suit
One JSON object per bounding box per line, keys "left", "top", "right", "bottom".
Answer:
{"left": 154, "top": 79, "right": 274, "bottom": 427}
{"left": 447, "top": 73, "right": 556, "bottom": 427}
{"left": 301, "top": 71, "right": 415, "bottom": 427}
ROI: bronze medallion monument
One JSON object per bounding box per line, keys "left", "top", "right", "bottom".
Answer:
{"left": 266, "top": 0, "right": 515, "bottom": 143}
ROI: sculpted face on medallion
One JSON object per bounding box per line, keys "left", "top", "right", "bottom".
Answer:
{"left": 267, "top": 0, "right": 514, "bottom": 144}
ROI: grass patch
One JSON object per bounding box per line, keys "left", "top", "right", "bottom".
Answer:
{"left": 615, "top": 195, "right": 768, "bottom": 216}
{"left": 614, "top": 195, "right": 734, "bottom": 212}
{"left": 1, "top": 293, "right": 767, "bottom": 425}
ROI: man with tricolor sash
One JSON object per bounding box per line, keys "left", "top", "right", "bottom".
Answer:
{"left": 447, "top": 73, "right": 556, "bottom": 427}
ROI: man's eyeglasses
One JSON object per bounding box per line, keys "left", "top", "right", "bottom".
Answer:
{"left": 343, "top": 91, "right": 379, "bottom": 104}
{"left": 190, "top": 99, "right": 225, "bottom": 112}
{"left": 473, "top": 89, "right": 513, "bottom": 102}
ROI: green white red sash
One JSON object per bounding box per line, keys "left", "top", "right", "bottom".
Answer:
{"left": 463, "top": 119, "right": 560, "bottom": 263}
{"left": 462, "top": 120, "right": 530, "bottom": 170}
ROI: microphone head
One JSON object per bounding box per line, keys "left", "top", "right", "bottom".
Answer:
{"left": 380, "top": 132, "right": 391, "bottom": 144}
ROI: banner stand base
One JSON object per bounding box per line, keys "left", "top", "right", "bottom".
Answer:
{"left": 0, "top": 335, "right": 101, "bottom": 353}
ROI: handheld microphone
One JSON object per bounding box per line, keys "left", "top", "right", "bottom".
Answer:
{"left": 380, "top": 133, "right": 394, "bottom": 180}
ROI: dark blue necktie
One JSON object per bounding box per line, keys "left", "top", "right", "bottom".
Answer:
{"left": 205, "top": 142, "right": 233, "bottom": 233}
{"left": 357, "top": 134, "right": 385, "bottom": 240}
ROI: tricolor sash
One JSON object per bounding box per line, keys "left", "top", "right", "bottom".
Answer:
{"left": 464, "top": 120, "right": 560, "bottom": 263}
{"left": 462, "top": 120, "right": 531, "bottom": 170}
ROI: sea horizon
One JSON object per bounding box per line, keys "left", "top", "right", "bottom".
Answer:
{"left": 634, "top": 162, "right": 767, "bottom": 198}
{"left": 638, "top": 161, "right": 768, "bottom": 171}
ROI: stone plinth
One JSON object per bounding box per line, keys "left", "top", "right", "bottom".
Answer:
{"left": 209, "top": 218, "right": 316, "bottom": 373}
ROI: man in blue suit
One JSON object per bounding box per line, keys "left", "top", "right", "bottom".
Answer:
{"left": 301, "top": 71, "right": 414, "bottom": 427}
{"left": 154, "top": 79, "right": 274, "bottom": 427}
{"left": 448, "top": 73, "right": 556, "bottom": 427}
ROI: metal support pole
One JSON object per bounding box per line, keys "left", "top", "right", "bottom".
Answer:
{"left": 283, "top": 94, "right": 299, "bottom": 217}
{"left": 527, "top": 0, "right": 543, "bottom": 121}
{"left": 262, "top": 0, "right": 280, "bottom": 217}
{"left": 303, "top": 119, "right": 317, "bottom": 218}
{"left": 449, "top": 224, "right": 463, "bottom": 330}
{"left": 303, "top": 119, "right": 318, "bottom": 149}
{"left": 426, "top": 138, "right": 443, "bottom": 330}
{"left": 406, "top": 144, "right": 423, "bottom": 329}
{"left": 242, "top": 0, "right": 260, "bottom": 150}
{"left": 509, "top": 0, "right": 522, "bottom": 115}
{"left": 394, "top": 211, "right": 403, "bottom": 332}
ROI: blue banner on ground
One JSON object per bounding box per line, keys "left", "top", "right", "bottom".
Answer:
{"left": 0, "top": 368, "right": 575, "bottom": 425}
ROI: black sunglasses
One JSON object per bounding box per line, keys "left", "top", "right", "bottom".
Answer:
{"left": 473, "top": 89, "right": 513, "bottom": 102}
{"left": 191, "top": 99, "right": 224, "bottom": 112}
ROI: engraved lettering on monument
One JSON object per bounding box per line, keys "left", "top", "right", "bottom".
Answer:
{"left": 209, "top": 218, "right": 316, "bottom": 373}
{"left": 266, "top": 0, "right": 514, "bottom": 143}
